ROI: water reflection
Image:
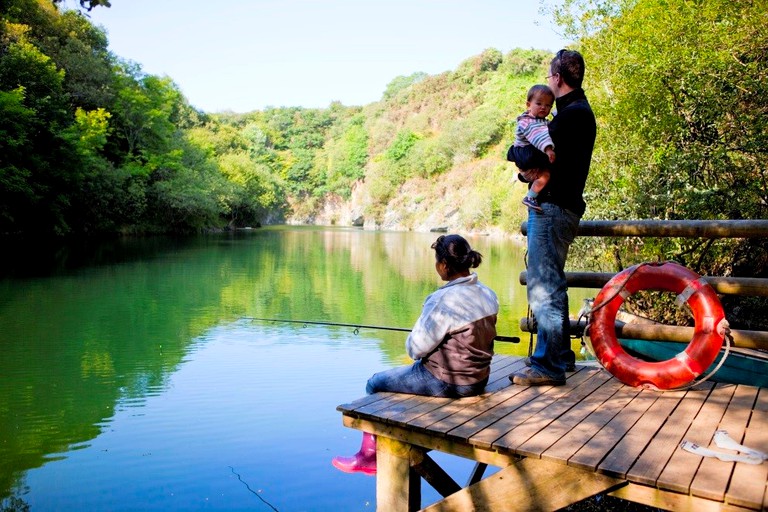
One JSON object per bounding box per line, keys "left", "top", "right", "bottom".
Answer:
{"left": 0, "top": 227, "right": 592, "bottom": 509}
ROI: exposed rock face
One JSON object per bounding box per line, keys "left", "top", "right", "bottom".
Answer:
{"left": 285, "top": 160, "right": 523, "bottom": 238}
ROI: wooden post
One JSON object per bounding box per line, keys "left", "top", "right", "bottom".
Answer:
{"left": 376, "top": 436, "right": 421, "bottom": 511}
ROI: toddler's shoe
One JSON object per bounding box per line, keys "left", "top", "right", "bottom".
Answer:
{"left": 522, "top": 196, "right": 543, "bottom": 212}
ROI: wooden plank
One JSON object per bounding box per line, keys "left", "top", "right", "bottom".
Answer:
{"left": 596, "top": 388, "right": 688, "bottom": 478}
{"left": 626, "top": 384, "right": 713, "bottom": 486}
{"left": 433, "top": 384, "right": 530, "bottom": 434}
{"left": 656, "top": 383, "right": 735, "bottom": 494}
{"left": 725, "top": 387, "right": 768, "bottom": 509}
{"left": 487, "top": 354, "right": 518, "bottom": 375}
{"left": 342, "top": 416, "right": 519, "bottom": 469}
{"left": 610, "top": 482, "right": 755, "bottom": 512}
{"left": 494, "top": 370, "right": 615, "bottom": 455}
{"left": 459, "top": 369, "right": 599, "bottom": 450}
{"left": 376, "top": 436, "right": 421, "bottom": 512}
{"left": 384, "top": 396, "right": 455, "bottom": 425}
{"left": 484, "top": 358, "right": 527, "bottom": 392}
{"left": 521, "top": 374, "right": 629, "bottom": 460}
{"left": 400, "top": 357, "right": 526, "bottom": 433}
{"left": 336, "top": 391, "right": 392, "bottom": 413}
{"left": 543, "top": 383, "right": 641, "bottom": 463}
{"left": 338, "top": 355, "right": 519, "bottom": 428}
{"left": 375, "top": 394, "right": 442, "bottom": 422}
{"left": 406, "top": 394, "right": 488, "bottom": 432}
{"left": 690, "top": 384, "right": 759, "bottom": 502}
{"left": 354, "top": 392, "right": 417, "bottom": 416}
{"left": 569, "top": 389, "right": 659, "bottom": 471}
{"left": 421, "top": 457, "right": 624, "bottom": 512}
{"left": 444, "top": 385, "right": 552, "bottom": 446}
{"left": 337, "top": 354, "right": 516, "bottom": 420}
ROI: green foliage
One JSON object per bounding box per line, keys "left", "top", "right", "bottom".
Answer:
{"left": 555, "top": 0, "right": 768, "bottom": 328}
{"left": 66, "top": 107, "right": 111, "bottom": 157}
{"left": 37, "top": 9, "right": 114, "bottom": 110}
{"left": 0, "top": 26, "right": 76, "bottom": 235}
{"left": 0, "top": 39, "right": 67, "bottom": 124}
{"left": 446, "top": 104, "right": 505, "bottom": 160}
{"left": 382, "top": 72, "right": 428, "bottom": 101}
{"left": 385, "top": 129, "right": 419, "bottom": 162}
{"left": 571, "top": 0, "right": 767, "bottom": 224}
{"left": 455, "top": 48, "right": 504, "bottom": 84}
{"left": 0, "top": 0, "right": 290, "bottom": 235}
{"left": 111, "top": 66, "right": 181, "bottom": 159}
{"left": 320, "top": 113, "right": 368, "bottom": 197}
{"left": 6, "top": 0, "right": 762, "bottom": 319}
{"left": 0, "top": 88, "right": 35, "bottom": 230}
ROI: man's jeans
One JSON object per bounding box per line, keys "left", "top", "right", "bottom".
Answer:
{"left": 526, "top": 202, "right": 580, "bottom": 379}
{"left": 366, "top": 360, "right": 487, "bottom": 398}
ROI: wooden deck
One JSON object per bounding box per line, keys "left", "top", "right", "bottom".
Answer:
{"left": 337, "top": 355, "right": 768, "bottom": 511}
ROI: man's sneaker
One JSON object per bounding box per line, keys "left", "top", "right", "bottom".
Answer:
{"left": 510, "top": 367, "right": 566, "bottom": 386}
{"left": 524, "top": 357, "right": 576, "bottom": 372}
{"left": 522, "top": 196, "right": 543, "bottom": 212}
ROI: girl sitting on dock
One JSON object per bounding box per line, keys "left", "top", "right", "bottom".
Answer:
{"left": 332, "top": 234, "right": 499, "bottom": 475}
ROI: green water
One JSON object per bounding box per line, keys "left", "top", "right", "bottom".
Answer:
{"left": 0, "top": 226, "right": 591, "bottom": 511}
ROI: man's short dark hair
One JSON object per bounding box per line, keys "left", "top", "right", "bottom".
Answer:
{"left": 550, "top": 49, "right": 585, "bottom": 89}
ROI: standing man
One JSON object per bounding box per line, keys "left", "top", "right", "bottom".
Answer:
{"left": 509, "top": 49, "right": 597, "bottom": 386}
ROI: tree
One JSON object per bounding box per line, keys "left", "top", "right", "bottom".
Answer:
{"left": 0, "top": 37, "right": 77, "bottom": 235}
{"left": 110, "top": 63, "right": 181, "bottom": 162}
{"left": 0, "top": 88, "right": 36, "bottom": 232}
{"left": 38, "top": 10, "right": 115, "bottom": 110}
{"left": 553, "top": 0, "right": 768, "bottom": 328}
{"left": 51, "top": 0, "right": 111, "bottom": 11}
{"left": 320, "top": 114, "right": 368, "bottom": 197}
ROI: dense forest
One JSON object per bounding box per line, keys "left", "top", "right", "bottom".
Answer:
{"left": 1, "top": 0, "right": 767, "bottom": 326}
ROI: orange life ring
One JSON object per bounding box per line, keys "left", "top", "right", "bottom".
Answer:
{"left": 588, "top": 262, "right": 728, "bottom": 390}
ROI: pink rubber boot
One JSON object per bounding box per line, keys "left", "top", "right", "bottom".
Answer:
{"left": 332, "top": 432, "right": 377, "bottom": 475}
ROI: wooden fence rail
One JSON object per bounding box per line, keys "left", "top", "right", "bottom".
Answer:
{"left": 519, "top": 218, "right": 768, "bottom": 351}
{"left": 520, "top": 219, "right": 768, "bottom": 238}
{"left": 519, "top": 272, "right": 768, "bottom": 297}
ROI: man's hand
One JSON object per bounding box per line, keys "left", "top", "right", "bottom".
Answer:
{"left": 519, "top": 169, "right": 541, "bottom": 183}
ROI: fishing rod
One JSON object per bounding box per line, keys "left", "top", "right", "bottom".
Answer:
{"left": 243, "top": 316, "right": 520, "bottom": 343}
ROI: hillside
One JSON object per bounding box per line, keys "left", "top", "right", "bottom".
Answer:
{"left": 277, "top": 48, "right": 553, "bottom": 236}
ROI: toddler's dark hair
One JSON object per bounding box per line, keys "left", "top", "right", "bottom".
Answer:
{"left": 527, "top": 84, "right": 555, "bottom": 102}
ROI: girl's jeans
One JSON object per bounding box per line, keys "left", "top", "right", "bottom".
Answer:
{"left": 366, "top": 360, "right": 487, "bottom": 398}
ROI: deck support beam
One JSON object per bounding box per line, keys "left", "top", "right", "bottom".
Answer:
{"left": 421, "top": 457, "right": 625, "bottom": 511}
{"left": 609, "top": 483, "right": 756, "bottom": 512}
{"left": 410, "top": 450, "right": 461, "bottom": 498}
{"left": 376, "top": 436, "right": 421, "bottom": 511}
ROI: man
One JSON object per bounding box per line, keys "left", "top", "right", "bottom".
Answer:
{"left": 509, "top": 49, "right": 597, "bottom": 386}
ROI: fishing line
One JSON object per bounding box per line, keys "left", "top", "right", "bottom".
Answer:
{"left": 243, "top": 317, "right": 520, "bottom": 343}
{"left": 229, "top": 466, "right": 279, "bottom": 511}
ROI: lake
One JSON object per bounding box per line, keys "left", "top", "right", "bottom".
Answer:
{"left": 0, "top": 226, "right": 593, "bottom": 511}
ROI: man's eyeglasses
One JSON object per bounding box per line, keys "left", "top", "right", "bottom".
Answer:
{"left": 548, "top": 50, "right": 568, "bottom": 80}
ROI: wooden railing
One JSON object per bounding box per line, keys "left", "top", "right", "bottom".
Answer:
{"left": 519, "top": 219, "right": 768, "bottom": 351}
